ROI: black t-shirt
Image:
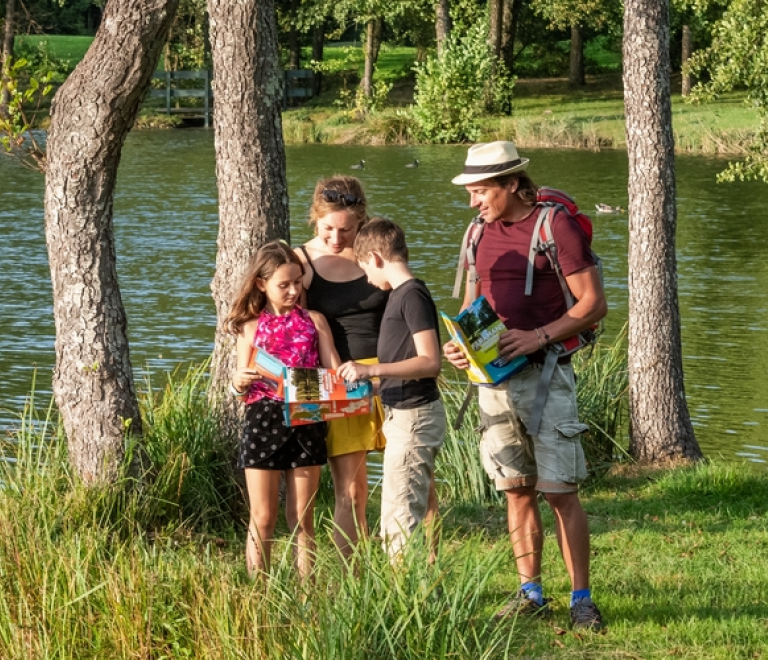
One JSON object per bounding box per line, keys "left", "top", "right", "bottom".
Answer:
{"left": 377, "top": 278, "right": 441, "bottom": 409}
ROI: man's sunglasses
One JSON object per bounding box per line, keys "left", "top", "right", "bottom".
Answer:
{"left": 322, "top": 189, "right": 362, "bottom": 207}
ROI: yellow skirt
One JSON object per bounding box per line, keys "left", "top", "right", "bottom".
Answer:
{"left": 326, "top": 357, "right": 386, "bottom": 457}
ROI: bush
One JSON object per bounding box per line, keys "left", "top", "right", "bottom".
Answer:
{"left": 410, "top": 21, "right": 494, "bottom": 143}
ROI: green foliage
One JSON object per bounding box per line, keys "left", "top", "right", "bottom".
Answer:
{"left": 0, "top": 57, "right": 52, "bottom": 171}
{"left": 572, "top": 323, "right": 630, "bottom": 470}
{"left": 531, "top": 0, "right": 620, "bottom": 32}
{"left": 12, "top": 39, "right": 73, "bottom": 81}
{"left": 686, "top": 0, "right": 768, "bottom": 182}
{"left": 163, "top": 0, "right": 209, "bottom": 71}
{"left": 411, "top": 20, "right": 507, "bottom": 143}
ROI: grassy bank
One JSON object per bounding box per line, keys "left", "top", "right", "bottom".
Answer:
{"left": 2, "top": 353, "right": 767, "bottom": 658}
{"left": 283, "top": 73, "right": 756, "bottom": 156}
{"left": 11, "top": 35, "right": 756, "bottom": 155}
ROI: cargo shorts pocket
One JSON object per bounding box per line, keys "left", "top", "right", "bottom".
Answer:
{"left": 554, "top": 421, "right": 589, "bottom": 440}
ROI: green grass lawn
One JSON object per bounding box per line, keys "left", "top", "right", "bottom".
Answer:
{"left": 14, "top": 34, "right": 94, "bottom": 65}
{"left": 1, "top": 366, "right": 766, "bottom": 658}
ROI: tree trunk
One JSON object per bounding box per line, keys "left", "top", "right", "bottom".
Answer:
{"left": 44, "top": 0, "right": 179, "bottom": 485}
{"left": 435, "top": 0, "right": 451, "bottom": 56}
{"left": 207, "top": 0, "right": 290, "bottom": 416}
{"left": 500, "top": 0, "right": 519, "bottom": 74}
{"left": 681, "top": 24, "right": 692, "bottom": 97}
{"left": 360, "top": 17, "right": 382, "bottom": 98}
{"left": 311, "top": 17, "right": 327, "bottom": 96}
{"left": 488, "top": 0, "right": 503, "bottom": 60}
{"left": 287, "top": 0, "right": 300, "bottom": 70}
{"left": 623, "top": 0, "right": 703, "bottom": 464}
{"left": 1, "top": 0, "right": 16, "bottom": 117}
{"left": 486, "top": 0, "right": 503, "bottom": 111}
{"left": 569, "top": 24, "right": 585, "bottom": 86}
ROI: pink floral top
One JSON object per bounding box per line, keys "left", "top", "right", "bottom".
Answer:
{"left": 245, "top": 305, "right": 321, "bottom": 404}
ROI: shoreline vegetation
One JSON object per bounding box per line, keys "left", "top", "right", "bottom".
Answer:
{"left": 11, "top": 35, "right": 755, "bottom": 157}
{"left": 2, "top": 346, "right": 767, "bottom": 657}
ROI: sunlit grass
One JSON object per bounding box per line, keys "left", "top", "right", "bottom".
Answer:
{"left": 2, "top": 352, "right": 766, "bottom": 657}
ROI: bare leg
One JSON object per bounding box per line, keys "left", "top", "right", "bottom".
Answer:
{"left": 328, "top": 450, "right": 369, "bottom": 559}
{"left": 505, "top": 486, "right": 544, "bottom": 585}
{"left": 285, "top": 465, "right": 322, "bottom": 582}
{"left": 544, "top": 491, "right": 590, "bottom": 591}
{"left": 244, "top": 469, "right": 281, "bottom": 577}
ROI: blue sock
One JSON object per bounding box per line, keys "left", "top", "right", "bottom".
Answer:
{"left": 571, "top": 588, "right": 591, "bottom": 607}
{"left": 521, "top": 581, "right": 543, "bottom": 606}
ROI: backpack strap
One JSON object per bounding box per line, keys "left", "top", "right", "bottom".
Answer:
{"left": 525, "top": 345, "right": 561, "bottom": 437}
{"left": 525, "top": 205, "right": 574, "bottom": 306}
{"left": 453, "top": 216, "right": 484, "bottom": 300}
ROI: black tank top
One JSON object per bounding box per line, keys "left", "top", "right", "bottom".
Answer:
{"left": 300, "top": 246, "right": 389, "bottom": 362}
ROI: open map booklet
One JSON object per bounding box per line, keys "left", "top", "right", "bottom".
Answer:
{"left": 249, "top": 348, "right": 373, "bottom": 426}
{"left": 440, "top": 296, "right": 528, "bottom": 385}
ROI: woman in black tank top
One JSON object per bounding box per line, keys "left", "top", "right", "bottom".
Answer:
{"left": 295, "top": 176, "right": 388, "bottom": 561}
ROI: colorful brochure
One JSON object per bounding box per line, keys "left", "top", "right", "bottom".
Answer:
{"left": 440, "top": 296, "right": 528, "bottom": 385}
{"left": 249, "top": 348, "right": 373, "bottom": 426}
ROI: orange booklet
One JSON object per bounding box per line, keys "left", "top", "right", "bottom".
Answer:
{"left": 249, "top": 347, "right": 373, "bottom": 426}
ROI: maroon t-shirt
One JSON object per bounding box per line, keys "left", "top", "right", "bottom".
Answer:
{"left": 474, "top": 207, "right": 594, "bottom": 331}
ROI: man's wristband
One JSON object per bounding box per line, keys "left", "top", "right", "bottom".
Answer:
{"left": 535, "top": 327, "right": 544, "bottom": 349}
{"left": 541, "top": 327, "right": 551, "bottom": 345}
{"left": 229, "top": 382, "right": 246, "bottom": 397}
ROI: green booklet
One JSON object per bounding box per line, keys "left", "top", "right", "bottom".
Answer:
{"left": 441, "top": 296, "right": 528, "bottom": 385}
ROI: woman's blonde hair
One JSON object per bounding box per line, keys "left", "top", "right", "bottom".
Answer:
{"left": 308, "top": 175, "right": 368, "bottom": 231}
{"left": 225, "top": 240, "right": 304, "bottom": 335}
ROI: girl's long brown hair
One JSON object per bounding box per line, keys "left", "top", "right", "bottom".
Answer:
{"left": 224, "top": 240, "right": 304, "bottom": 335}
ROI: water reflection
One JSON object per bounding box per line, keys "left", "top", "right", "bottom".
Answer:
{"left": 2, "top": 134, "right": 768, "bottom": 465}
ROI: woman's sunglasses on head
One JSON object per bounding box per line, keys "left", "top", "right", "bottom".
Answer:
{"left": 322, "top": 189, "right": 362, "bottom": 207}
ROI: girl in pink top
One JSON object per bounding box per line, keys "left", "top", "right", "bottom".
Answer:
{"left": 226, "top": 241, "right": 339, "bottom": 580}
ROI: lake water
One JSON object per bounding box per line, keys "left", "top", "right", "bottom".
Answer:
{"left": 2, "top": 133, "right": 768, "bottom": 465}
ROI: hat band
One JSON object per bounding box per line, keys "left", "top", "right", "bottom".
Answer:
{"left": 462, "top": 158, "right": 522, "bottom": 175}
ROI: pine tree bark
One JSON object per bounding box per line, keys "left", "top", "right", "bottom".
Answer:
{"left": 44, "top": 0, "right": 179, "bottom": 484}
{"left": 569, "top": 24, "right": 585, "bottom": 86}
{"left": 1, "top": 0, "right": 16, "bottom": 117}
{"left": 623, "top": 0, "right": 703, "bottom": 463}
{"left": 207, "top": 0, "right": 289, "bottom": 416}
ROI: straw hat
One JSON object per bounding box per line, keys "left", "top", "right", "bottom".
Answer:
{"left": 451, "top": 141, "right": 530, "bottom": 185}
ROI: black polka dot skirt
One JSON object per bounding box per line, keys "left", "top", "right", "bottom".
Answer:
{"left": 238, "top": 397, "right": 328, "bottom": 470}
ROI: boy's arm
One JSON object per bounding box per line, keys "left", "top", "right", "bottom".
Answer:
{"left": 337, "top": 328, "right": 441, "bottom": 382}
{"left": 309, "top": 310, "right": 342, "bottom": 369}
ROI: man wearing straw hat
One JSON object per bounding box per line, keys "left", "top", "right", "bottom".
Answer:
{"left": 444, "top": 141, "right": 607, "bottom": 631}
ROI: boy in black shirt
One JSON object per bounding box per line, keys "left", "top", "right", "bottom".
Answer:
{"left": 338, "top": 218, "right": 446, "bottom": 559}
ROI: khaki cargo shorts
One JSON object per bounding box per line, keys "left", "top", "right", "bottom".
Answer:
{"left": 477, "top": 363, "right": 588, "bottom": 493}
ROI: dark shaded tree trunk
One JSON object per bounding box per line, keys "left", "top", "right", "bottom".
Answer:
{"left": 486, "top": 0, "right": 504, "bottom": 111}
{"left": 1, "top": 0, "right": 16, "bottom": 117}
{"left": 501, "top": 0, "right": 520, "bottom": 74}
{"left": 44, "top": 0, "right": 179, "bottom": 484}
{"left": 569, "top": 24, "right": 585, "bottom": 86}
{"left": 287, "top": 0, "right": 300, "bottom": 69}
{"left": 207, "top": 0, "right": 290, "bottom": 416}
{"left": 623, "top": 0, "right": 703, "bottom": 463}
{"left": 361, "top": 17, "right": 383, "bottom": 98}
{"left": 435, "top": 0, "right": 451, "bottom": 56}
{"left": 311, "top": 16, "right": 327, "bottom": 96}
{"left": 681, "top": 24, "right": 692, "bottom": 97}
